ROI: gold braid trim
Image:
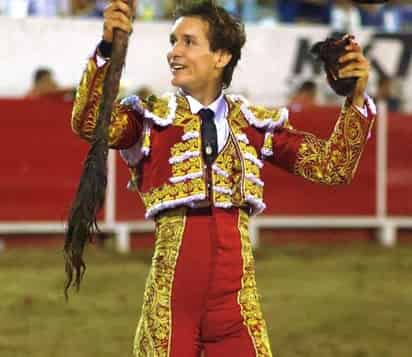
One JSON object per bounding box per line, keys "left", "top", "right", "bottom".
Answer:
{"left": 148, "top": 94, "right": 171, "bottom": 118}
{"left": 71, "top": 57, "right": 135, "bottom": 147}
{"left": 294, "top": 101, "right": 374, "bottom": 184}
{"left": 212, "top": 138, "right": 239, "bottom": 206}
{"left": 134, "top": 207, "right": 187, "bottom": 357}
{"left": 238, "top": 210, "right": 272, "bottom": 356}
{"left": 141, "top": 178, "right": 205, "bottom": 218}
{"left": 248, "top": 105, "right": 282, "bottom": 123}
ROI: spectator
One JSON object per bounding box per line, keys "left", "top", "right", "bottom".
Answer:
{"left": 218, "top": 0, "right": 241, "bottom": 18}
{"left": 241, "top": 0, "right": 258, "bottom": 22}
{"left": 137, "top": 0, "right": 166, "bottom": 20}
{"left": 92, "top": 0, "right": 109, "bottom": 17}
{"left": 70, "top": 0, "right": 97, "bottom": 17}
{"left": 29, "top": 0, "right": 70, "bottom": 16}
{"left": 330, "top": 0, "right": 362, "bottom": 33}
{"left": 288, "top": 80, "right": 319, "bottom": 111}
{"left": 381, "top": 1, "right": 403, "bottom": 33}
{"left": 277, "top": 0, "right": 329, "bottom": 24}
{"left": 134, "top": 85, "right": 154, "bottom": 100}
{"left": 276, "top": 0, "right": 299, "bottom": 23}
{"left": 359, "top": 4, "right": 384, "bottom": 28}
{"left": 298, "top": 0, "right": 329, "bottom": 24}
{"left": 26, "top": 67, "right": 74, "bottom": 100}
{"left": 218, "top": 0, "right": 258, "bottom": 22}
{"left": 3, "top": 0, "right": 69, "bottom": 17}
{"left": 359, "top": 1, "right": 404, "bottom": 33}
{"left": 375, "top": 76, "right": 402, "bottom": 112}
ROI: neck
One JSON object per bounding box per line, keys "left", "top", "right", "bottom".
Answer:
{"left": 184, "top": 85, "right": 223, "bottom": 107}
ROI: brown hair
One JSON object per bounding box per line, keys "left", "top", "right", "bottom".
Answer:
{"left": 174, "top": 0, "right": 246, "bottom": 89}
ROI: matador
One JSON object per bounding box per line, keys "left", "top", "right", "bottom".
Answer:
{"left": 71, "top": 1, "right": 375, "bottom": 356}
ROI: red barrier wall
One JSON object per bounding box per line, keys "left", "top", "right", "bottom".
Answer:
{"left": 1, "top": 99, "right": 411, "bottom": 222}
{"left": 0, "top": 98, "right": 106, "bottom": 221}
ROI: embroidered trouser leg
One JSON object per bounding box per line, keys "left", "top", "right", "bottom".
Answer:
{"left": 133, "top": 207, "right": 272, "bottom": 357}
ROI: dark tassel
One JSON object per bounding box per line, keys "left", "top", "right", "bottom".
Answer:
{"left": 64, "top": 7, "right": 132, "bottom": 299}
{"left": 64, "top": 131, "right": 108, "bottom": 299}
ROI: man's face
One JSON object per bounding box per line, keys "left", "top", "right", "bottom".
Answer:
{"left": 167, "top": 16, "right": 224, "bottom": 97}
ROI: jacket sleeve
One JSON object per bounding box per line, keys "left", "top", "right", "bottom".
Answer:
{"left": 267, "top": 98, "right": 376, "bottom": 185}
{"left": 71, "top": 51, "right": 143, "bottom": 149}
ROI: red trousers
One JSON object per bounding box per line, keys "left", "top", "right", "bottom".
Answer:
{"left": 134, "top": 207, "right": 272, "bottom": 357}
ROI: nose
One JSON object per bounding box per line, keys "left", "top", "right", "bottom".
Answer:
{"left": 167, "top": 42, "right": 183, "bottom": 62}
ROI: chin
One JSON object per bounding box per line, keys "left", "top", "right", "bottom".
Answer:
{"left": 172, "top": 79, "right": 190, "bottom": 92}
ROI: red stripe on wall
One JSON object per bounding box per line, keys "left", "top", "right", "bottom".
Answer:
{"left": 1, "top": 99, "right": 411, "bottom": 221}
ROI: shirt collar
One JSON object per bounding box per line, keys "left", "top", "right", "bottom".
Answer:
{"left": 184, "top": 92, "right": 226, "bottom": 120}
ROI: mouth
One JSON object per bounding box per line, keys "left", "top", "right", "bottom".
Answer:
{"left": 170, "top": 63, "right": 187, "bottom": 74}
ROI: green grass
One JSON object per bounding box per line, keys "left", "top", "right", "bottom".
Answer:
{"left": 1, "top": 243, "right": 412, "bottom": 357}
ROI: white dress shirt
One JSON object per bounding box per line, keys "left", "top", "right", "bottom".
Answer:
{"left": 185, "top": 92, "right": 230, "bottom": 153}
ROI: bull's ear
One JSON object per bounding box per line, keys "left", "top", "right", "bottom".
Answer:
{"left": 310, "top": 35, "right": 358, "bottom": 97}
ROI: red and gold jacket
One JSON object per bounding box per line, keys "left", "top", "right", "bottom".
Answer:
{"left": 71, "top": 53, "right": 376, "bottom": 219}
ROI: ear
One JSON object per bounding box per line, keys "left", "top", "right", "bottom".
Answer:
{"left": 214, "top": 50, "right": 232, "bottom": 70}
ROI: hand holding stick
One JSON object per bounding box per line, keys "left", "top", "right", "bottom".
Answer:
{"left": 64, "top": 0, "right": 136, "bottom": 299}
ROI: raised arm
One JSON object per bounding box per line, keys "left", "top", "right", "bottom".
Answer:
{"left": 268, "top": 100, "right": 375, "bottom": 184}
{"left": 71, "top": 0, "right": 142, "bottom": 149}
{"left": 267, "top": 37, "right": 375, "bottom": 184}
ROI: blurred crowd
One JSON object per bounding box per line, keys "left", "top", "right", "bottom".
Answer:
{"left": 1, "top": 1, "right": 412, "bottom": 32}
{"left": 25, "top": 65, "right": 404, "bottom": 113}
{"left": 287, "top": 77, "right": 403, "bottom": 113}
{"left": 3, "top": 0, "right": 409, "bottom": 113}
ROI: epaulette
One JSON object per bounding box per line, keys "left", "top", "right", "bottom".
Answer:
{"left": 227, "top": 94, "right": 288, "bottom": 131}
{"left": 120, "top": 92, "right": 177, "bottom": 127}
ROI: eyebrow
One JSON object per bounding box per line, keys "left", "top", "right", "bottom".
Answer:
{"left": 169, "top": 33, "right": 197, "bottom": 43}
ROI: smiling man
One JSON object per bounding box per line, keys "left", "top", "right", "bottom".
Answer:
{"left": 70, "top": 1, "right": 375, "bottom": 356}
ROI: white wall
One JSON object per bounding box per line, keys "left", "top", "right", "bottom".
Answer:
{"left": 1, "top": 16, "right": 410, "bottom": 109}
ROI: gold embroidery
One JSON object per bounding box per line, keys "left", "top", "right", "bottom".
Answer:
{"left": 171, "top": 139, "right": 201, "bottom": 157}
{"left": 238, "top": 209, "right": 272, "bottom": 356}
{"left": 171, "top": 156, "right": 203, "bottom": 177}
{"left": 132, "top": 94, "right": 273, "bottom": 217}
{"left": 212, "top": 137, "right": 241, "bottom": 206}
{"left": 138, "top": 106, "right": 207, "bottom": 216}
{"left": 107, "top": 108, "right": 135, "bottom": 147}
{"left": 174, "top": 95, "right": 199, "bottom": 130}
{"left": 226, "top": 98, "right": 248, "bottom": 133}
{"left": 294, "top": 102, "right": 374, "bottom": 184}
{"left": 142, "top": 126, "right": 151, "bottom": 153}
{"left": 245, "top": 160, "right": 260, "bottom": 177}
{"left": 147, "top": 94, "right": 171, "bottom": 119}
{"left": 236, "top": 136, "right": 264, "bottom": 205}
{"left": 169, "top": 107, "right": 203, "bottom": 180}
{"left": 142, "top": 178, "right": 205, "bottom": 210}
{"left": 249, "top": 105, "right": 279, "bottom": 121}
{"left": 71, "top": 59, "right": 108, "bottom": 141}
{"left": 71, "top": 57, "right": 136, "bottom": 147}
{"left": 228, "top": 96, "right": 288, "bottom": 159}
{"left": 262, "top": 133, "right": 273, "bottom": 155}
{"left": 134, "top": 207, "right": 187, "bottom": 357}
{"left": 244, "top": 180, "right": 263, "bottom": 200}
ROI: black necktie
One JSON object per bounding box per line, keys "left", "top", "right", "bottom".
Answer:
{"left": 198, "top": 108, "right": 218, "bottom": 166}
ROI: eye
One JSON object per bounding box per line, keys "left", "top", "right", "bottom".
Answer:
{"left": 169, "top": 35, "right": 176, "bottom": 46}
{"left": 184, "top": 37, "right": 193, "bottom": 46}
